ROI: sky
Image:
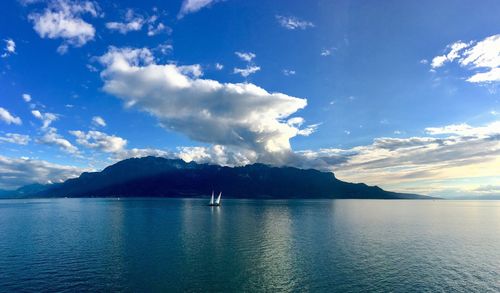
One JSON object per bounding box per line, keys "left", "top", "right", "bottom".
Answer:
{"left": 0, "top": 0, "right": 499, "bottom": 197}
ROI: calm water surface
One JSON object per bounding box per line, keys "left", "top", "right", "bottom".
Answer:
{"left": 0, "top": 198, "right": 499, "bottom": 292}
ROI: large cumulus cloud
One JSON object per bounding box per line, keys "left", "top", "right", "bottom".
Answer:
{"left": 98, "top": 47, "right": 313, "bottom": 160}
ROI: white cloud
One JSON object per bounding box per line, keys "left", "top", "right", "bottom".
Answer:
{"left": 105, "top": 9, "right": 171, "bottom": 36}
{"left": 298, "top": 123, "right": 320, "bottom": 136}
{"left": 431, "top": 41, "right": 469, "bottom": 68}
{"left": 147, "top": 22, "right": 171, "bottom": 36}
{"left": 155, "top": 43, "right": 173, "bottom": 55}
{"left": 320, "top": 49, "right": 331, "bottom": 56}
{"left": 275, "top": 15, "right": 314, "bottom": 30}
{"left": 471, "top": 185, "right": 500, "bottom": 195}
{"left": 178, "top": 64, "right": 203, "bottom": 78}
{"left": 31, "top": 109, "right": 57, "bottom": 129}
{"left": 466, "top": 67, "right": 500, "bottom": 83}
{"left": 106, "top": 20, "right": 143, "bottom": 34}
{"left": 0, "top": 107, "right": 22, "bottom": 125}
{"left": 233, "top": 65, "right": 261, "bottom": 77}
{"left": 178, "top": 145, "right": 258, "bottom": 166}
{"left": 38, "top": 127, "right": 79, "bottom": 154}
{"left": 98, "top": 46, "right": 310, "bottom": 160}
{"left": 234, "top": 52, "right": 259, "bottom": 77}
{"left": 91, "top": 116, "right": 106, "bottom": 127}
{"left": 425, "top": 122, "right": 500, "bottom": 137}
{"left": 215, "top": 63, "right": 224, "bottom": 70}
{"left": 292, "top": 120, "right": 500, "bottom": 195}
{"left": 19, "top": 0, "right": 43, "bottom": 5}
{"left": 28, "top": 0, "right": 99, "bottom": 53}
{"left": 178, "top": 0, "right": 217, "bottom": 19}
{"left": 70, "top": 130, "right": 127, "bottom": 153}
{"left": 0, "top": 155, "right": 87, "bottom": 189}
{"left": 22, "top": 94, "right": 32, "bottom": 102}
{"left": 287, "top": 117, "right": 304, "bottom": 127}
{"left": 99, "top": 46, "right": 155, "bottom": 67}
{"left": 106, "top": 9, "right": 144, "bottom": 34}
{"left": 1, "top": 39, "right": 16, "bottom": 58}
{"left": 461, "top": 34, "right": 500, "bottom": 83}
{"left": 286, "top": 117, "right": 319, "bottom": 136}
{"left": 113, "top": 145, "right": 256, "bottom": 169}
{"left": 114, "top": 147, "right": 172, "bottom": 161}
{"left": 235, "top": 51, "right": 256, "bottom": 62}
{"left": 0, "top": 133, "right": 30, "bottom": 145}
{"left": 283, "top": 69, "right": 296, "bottom": 76}
{"left": 29, "top": 105, "right": 79, "bottom": 155}
{"left": 86, "top": 64, "right": 98, "bottom": 72}
{"left": 430, "top": 34, "right": 500, "bottom": 83}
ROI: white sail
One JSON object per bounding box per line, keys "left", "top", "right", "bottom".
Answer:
{"left": 215, "top": 192, "right": 222, "bottom": 205}
{"left": 209, "top": 191, "right": 214, "bottom": 205}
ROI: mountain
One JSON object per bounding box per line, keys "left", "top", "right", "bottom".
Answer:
{"left": 9, "top": 156, "right": 431, "bottom": 199}
{"left": 0, "top": 184, "right": 49, "bottom": 198}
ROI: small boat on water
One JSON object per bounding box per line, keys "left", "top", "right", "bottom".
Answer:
{"left": 209, "top": 191, "right": 222, "bottom": 206}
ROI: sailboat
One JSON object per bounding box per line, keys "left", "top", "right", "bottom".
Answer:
{"left": 209, "top": 191, "right": 222, "bottom": 206}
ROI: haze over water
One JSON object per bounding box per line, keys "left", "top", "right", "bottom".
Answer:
{"left": 0, "top": 198, "right": 499, "bottom": 292}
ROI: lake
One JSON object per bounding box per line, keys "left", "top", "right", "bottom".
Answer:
{"left": 0, "top": 198, "right": 499, "bottom": 292}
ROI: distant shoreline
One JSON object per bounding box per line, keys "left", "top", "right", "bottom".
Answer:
{"left": 0, "top": 195, "right": 443, "bottom": 200}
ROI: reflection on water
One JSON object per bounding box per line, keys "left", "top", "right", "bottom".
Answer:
{"left": 258, "top": 203, "right": 296, "bottom": 291}
{"left": 0, "top": 199, "right": 499, "bottom": 292}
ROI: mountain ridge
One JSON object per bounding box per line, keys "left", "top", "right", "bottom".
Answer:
{"left": 1, "top": 156, "right": 432, "bottom": 199}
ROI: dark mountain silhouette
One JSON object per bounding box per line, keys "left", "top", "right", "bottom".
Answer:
{"left": 3, "top": 156, "right": 431, "bottom": 199}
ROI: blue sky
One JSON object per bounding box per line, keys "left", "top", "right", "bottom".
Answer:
{"left": 1, "top": 0, "right": 499, "bottom": 197}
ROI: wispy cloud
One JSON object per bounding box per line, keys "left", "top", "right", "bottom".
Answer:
{"left": 178, "top": 0, "right": 218, "bottom": 19}
{"left": 91, "top": 116, "right": 106, "bottom": 127}
{"left": 106, "top": 9, "right": 144, "bottom": 34}
{"left": 1, "top": 39, "right": 16, "bottom": 58}
{"left": 215, "top": 63, "right": 224, "bottom": 70}
{"left": 430, "top": 34, "right": 500, "bottom": 83}
{"left": 22, "top": 94, "right": 31, "bottom": 102}
{"left": 0, "top": 133, "right": 30, "bottom": 145}
{"left": 320, "top": 49, "right": 331, "bottom": 56}
{"left": 105, "top": 8, "right": 171, "bottom": 36}
{"left": 233, "top": 65, "right": 260, "bottom": 77}
{"left": 276, "top": 15, "right": 314, "bottom": 30}
{"left": 234, "top": 51, "right": 259, "bottom": 77}
{"left": 31, "top": 109, "right": 57, "bottom": 129}
{"left": 431, "top": 41, "right": 470, "bottom": 68}
{"left": 147, "top": 22, "right": 171, "bottom": 36}
{"left": 235, "top": 51, "right": 256, "bottom": 62}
